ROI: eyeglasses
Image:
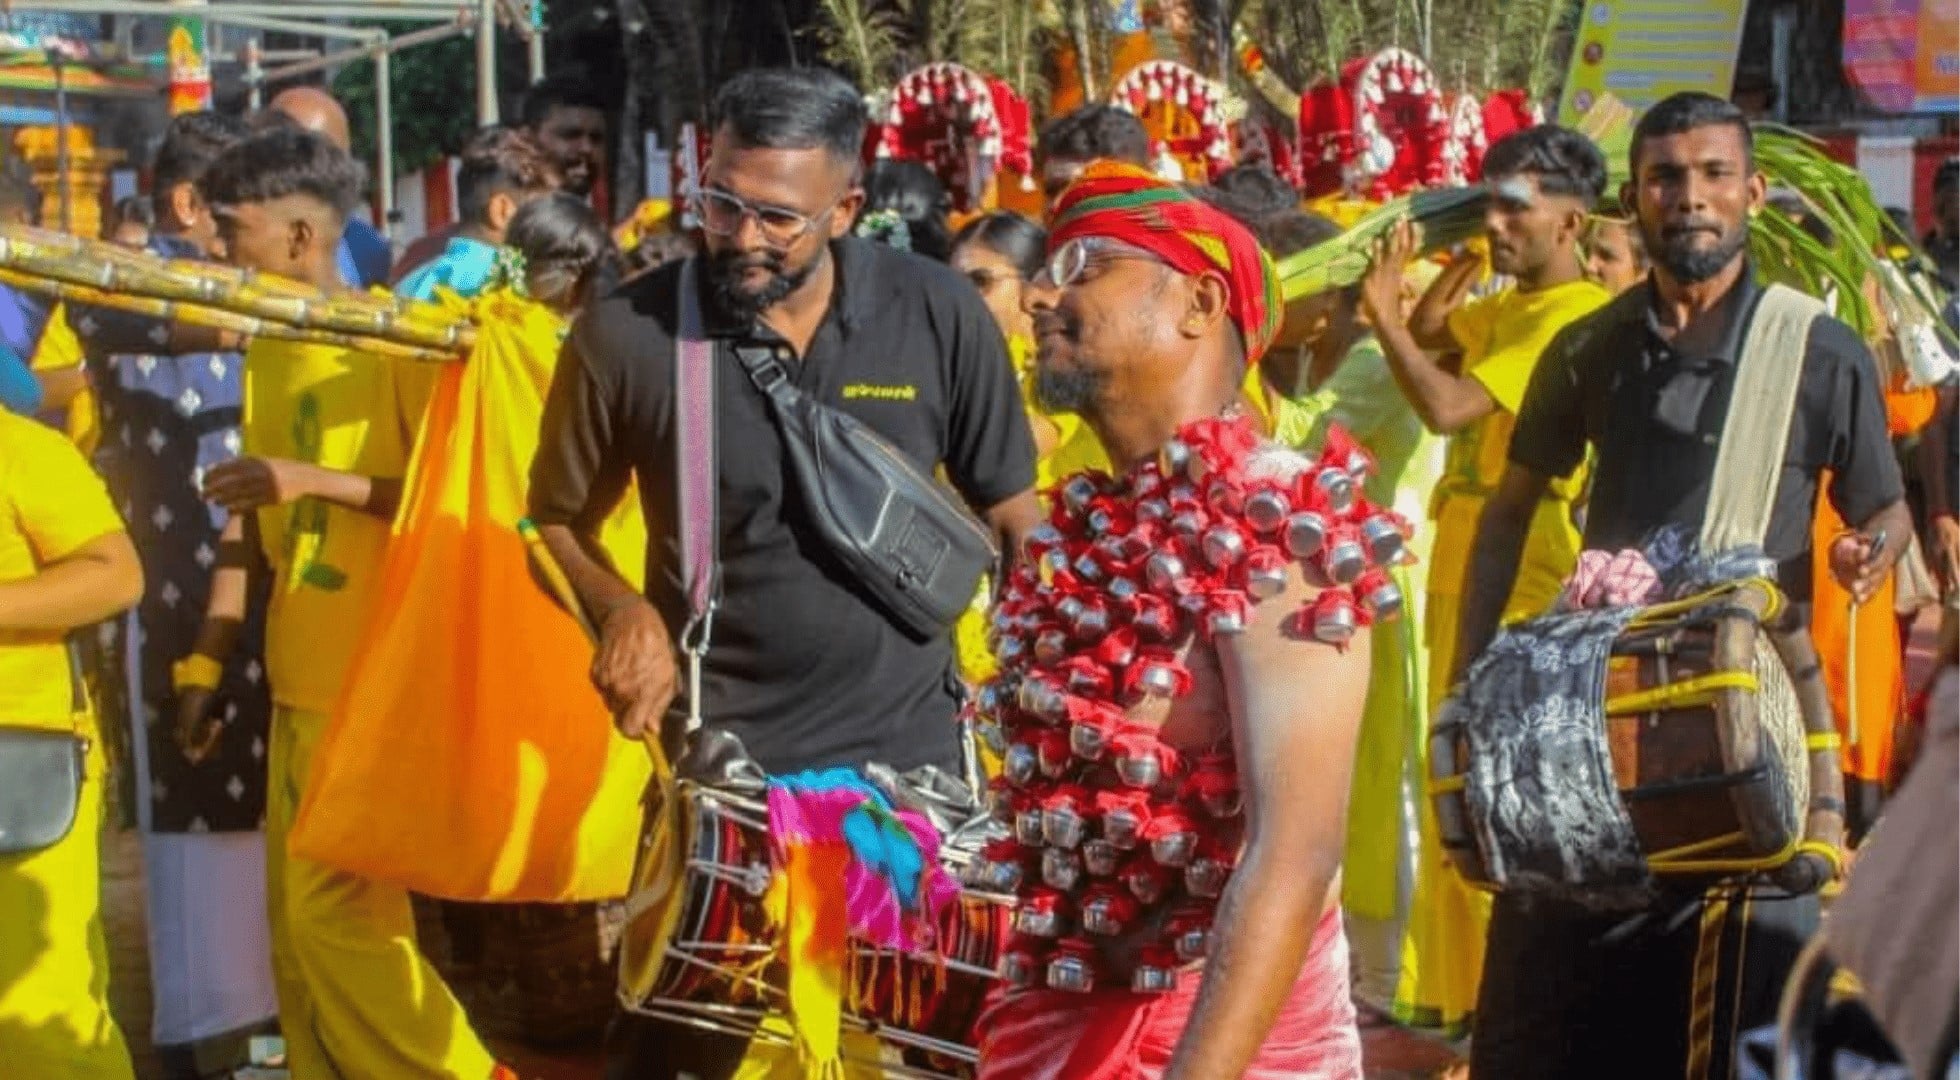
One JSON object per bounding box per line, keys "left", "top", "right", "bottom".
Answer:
{"left": 1034, "top": 236, "right": 1170, "bottom": 288}
{"left": 693, "top": 187, "right": 845, "bottom": 248}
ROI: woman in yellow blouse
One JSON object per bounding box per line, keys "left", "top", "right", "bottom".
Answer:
{"left": 0, "top": 408, "right": 143, "bottom": 1079}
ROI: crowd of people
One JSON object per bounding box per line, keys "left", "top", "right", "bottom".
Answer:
{"left": 0, "top": 55, "right": 1953, "bottom": 1080}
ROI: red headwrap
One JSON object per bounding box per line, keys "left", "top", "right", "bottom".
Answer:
{"left": 1047, "top": 161, "right": 1284, "bottom": 366}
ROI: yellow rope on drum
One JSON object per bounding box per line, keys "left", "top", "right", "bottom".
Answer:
{"left": 1603, "top": 671, "right": 1761, "bottom": 715}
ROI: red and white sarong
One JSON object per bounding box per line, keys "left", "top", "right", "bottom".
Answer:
{"left": 975, "top": 907, "right": 1362, "bottom": 1080}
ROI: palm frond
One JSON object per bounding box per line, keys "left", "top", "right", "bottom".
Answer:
{"left": 815, "top": 0, "right": 908, "bottom": 91}
{"left": 1277, "top": 185, "right": 1490, "bottom": 300}
{"left": 1752, "top": 123, "right": 1955, "bottom": 349}
{"left": 952, "top": 0, "right": 1055, "bottom": 109}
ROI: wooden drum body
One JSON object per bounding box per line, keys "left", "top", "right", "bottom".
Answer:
{"left": 1432, "top": 579, "right": 1843, "bottom": 900}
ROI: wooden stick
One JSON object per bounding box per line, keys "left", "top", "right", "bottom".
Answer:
{"left": 517, "top": 517, "right": 598, "bottom": 644}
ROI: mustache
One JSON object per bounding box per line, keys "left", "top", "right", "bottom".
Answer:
{"left": 1032, "top": 310, "right": 1078, "bottom": 341}
{"left": 709, "top": 249, "right": 788, "bottom": 274}
{"left": 1660, "top": 219, "right": 1725, "bottom": 238}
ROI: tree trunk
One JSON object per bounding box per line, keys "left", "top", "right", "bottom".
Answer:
{"left": 1420, "top": 0, "right": 1433, "bottom": 66}
{"left": 1066, "top": 0, "right": 1098, "bottom": 101}
{"left": 1784, "top": 0, "right": 1865, "bottom": 124}
{"left": 1527, "top": 0, "right": 1567, "bottom": 102}
{"left": 613, "top": 0, "right": 651, "bottom": 213}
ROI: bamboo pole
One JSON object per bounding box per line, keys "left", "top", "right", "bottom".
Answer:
{"left": 0, "top": 269, "right": 457, "bottom": 363}
{"left": 0, "top": 223, "right": 474, "bottom": 359}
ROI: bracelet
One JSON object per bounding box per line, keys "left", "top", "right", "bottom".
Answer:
{"left": 171, "top": 654, "right": 224, "bottom": 693}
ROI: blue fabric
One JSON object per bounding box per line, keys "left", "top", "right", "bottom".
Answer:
{"left": 393, "top": 235, "right": 503, "bottom": 302}
{"left": 842, "top": 801, "right": 927, "bottom": 909}
{"left": 1735, "top": 1024, "right": 1912, "bottom": 1080}
{"left": 769, "top": 768, "right": 927, "bottom": 910}
{"left": 0, "top": 341, "right": 40, "bottom": 414}
{"left": 0, "top": 281, "right": 52, "bottom": 357}
{"left": 337, "top": 218, "right": 393, "bottom": 289}
{"left": 0, "top": 282, "right": 55, "bottom": 415}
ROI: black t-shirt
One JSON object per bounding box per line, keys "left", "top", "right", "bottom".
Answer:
{"left": 528, "top": 238, "right": 1035, "bottom": 774}
{"left": 1509, "top": 270, "right": 1903, "bottom": 603}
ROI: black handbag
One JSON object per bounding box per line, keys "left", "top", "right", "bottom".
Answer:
{"left": 0, "top": 642, "right": 90, "bottom": 856}
{"left": 678, "top": 260, "right": 996, "bottom": 640}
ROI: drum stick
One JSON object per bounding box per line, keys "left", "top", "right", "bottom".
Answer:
{"left": 517, "top": 517, "right": 599, "bottom": 644}
{"left": 1844, "top": 528, "right": 1887, "bottom": 750}
{"left": 518, "top": 518, "right": 675, "bottom": 773}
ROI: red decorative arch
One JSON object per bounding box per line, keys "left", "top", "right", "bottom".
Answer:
{"left": 869, "top": 62, "right": 1033, "bottom": 211}
{"left": 1108, "top": 60, "right": 1235, "bottom": 182}
{"left": 1297, "top": 48, "right": 1450, "bottom": 200}
{"left": 1441, "top": 93, "right": 1484, "bottom": 186}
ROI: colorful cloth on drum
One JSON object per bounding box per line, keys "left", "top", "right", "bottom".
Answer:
{"left": 765, "top": 770, "right": 962, "bottom": 1077}
{"left": 976, "top": 907, "right": 1362, "bottom": 1079}
{"left": 766, "top": 769, "right": 961, "bottom": 946}
{"left": 1046, "top": 162, "right": 1284, "bottom": 365}
{"left": 1439, "top": 604, "right": 1650, "bottom": 908}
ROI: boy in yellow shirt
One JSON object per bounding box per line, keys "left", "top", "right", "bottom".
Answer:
{"left": 1357, "top": 125, "right": 1613, "bottom": 1035}
{"left": 0, "top": 408, "right": 143, "bottom": 1079}
{"left": 188, "top": 126, "right": 499, "bottom": 1080}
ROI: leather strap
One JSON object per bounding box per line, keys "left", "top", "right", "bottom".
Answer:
{"left": 1699, "top": 283, "right": 1823, "bottom": 553}
{"left": 675, "top": 261, "right": 720, "bottom": 733}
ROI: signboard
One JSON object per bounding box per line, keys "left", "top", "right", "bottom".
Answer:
{"left": 165, "top": 16, "right": 210, "bottom": 115}
{"left": 1557, "top": 0, "right": 1750, "bottom": 125}
{"left": 1844, "top": 0, "right": 1960, "bottom": 114}
{"left": 1912, "top": 2, "right": 1959, "bottom": 112}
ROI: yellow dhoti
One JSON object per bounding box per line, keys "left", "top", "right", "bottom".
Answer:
{"left": 267, "top": 706, "right": 496, "bottom": 1080}
{"left": 1397, "top": 489, "right": 1580, "bottom": 1034}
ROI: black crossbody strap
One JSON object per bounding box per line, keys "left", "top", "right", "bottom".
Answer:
{"left": 674, "top": 260, "right": 719, "bottom": 735}
{"left": 732, "top": 345, "right": 802, "bottom": 408}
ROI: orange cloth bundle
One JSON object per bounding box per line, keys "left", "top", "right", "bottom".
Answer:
{"left": 289, "top": 290, "right": 650, "bottom": 901}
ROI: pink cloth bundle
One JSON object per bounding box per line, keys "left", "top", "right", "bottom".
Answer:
{"left": 1558, "top": 547, "right": 1663, "bottom": 612}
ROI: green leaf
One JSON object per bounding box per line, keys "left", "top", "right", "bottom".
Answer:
{"left": 1750, "top": 123, "right": 1953, "bottom": 345}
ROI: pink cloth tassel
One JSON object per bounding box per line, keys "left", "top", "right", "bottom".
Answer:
{"left": 975, "top": 907, "right": 1362, "bottom": 1080}
{"left": 767, "top": 780, "right": 959, "bottom": 954}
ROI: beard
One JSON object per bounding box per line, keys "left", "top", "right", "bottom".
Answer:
{"left": 1646, "top": 217, "right": 1748, "bottom": 284}
{"left": 1033, "top": 361, "right": 1109, "bottom": 414}
{"left": 704, "top": 245, "right": 820, "bottom": 322}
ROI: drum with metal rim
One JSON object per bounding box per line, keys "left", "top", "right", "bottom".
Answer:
{"left": 619, "top": 781, "right": 1011, "bottom": 1078}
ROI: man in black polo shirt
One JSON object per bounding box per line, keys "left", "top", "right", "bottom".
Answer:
{"left": 1453, "top": 93, "right": 1911, "bottom": 1079}
{"left": 527, "top": 65, "right": 1038, "bottom": 1078}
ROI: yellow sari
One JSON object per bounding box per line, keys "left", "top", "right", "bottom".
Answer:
{"left": 1397, "top": 279, "right": 1607, "bottom": 1034}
